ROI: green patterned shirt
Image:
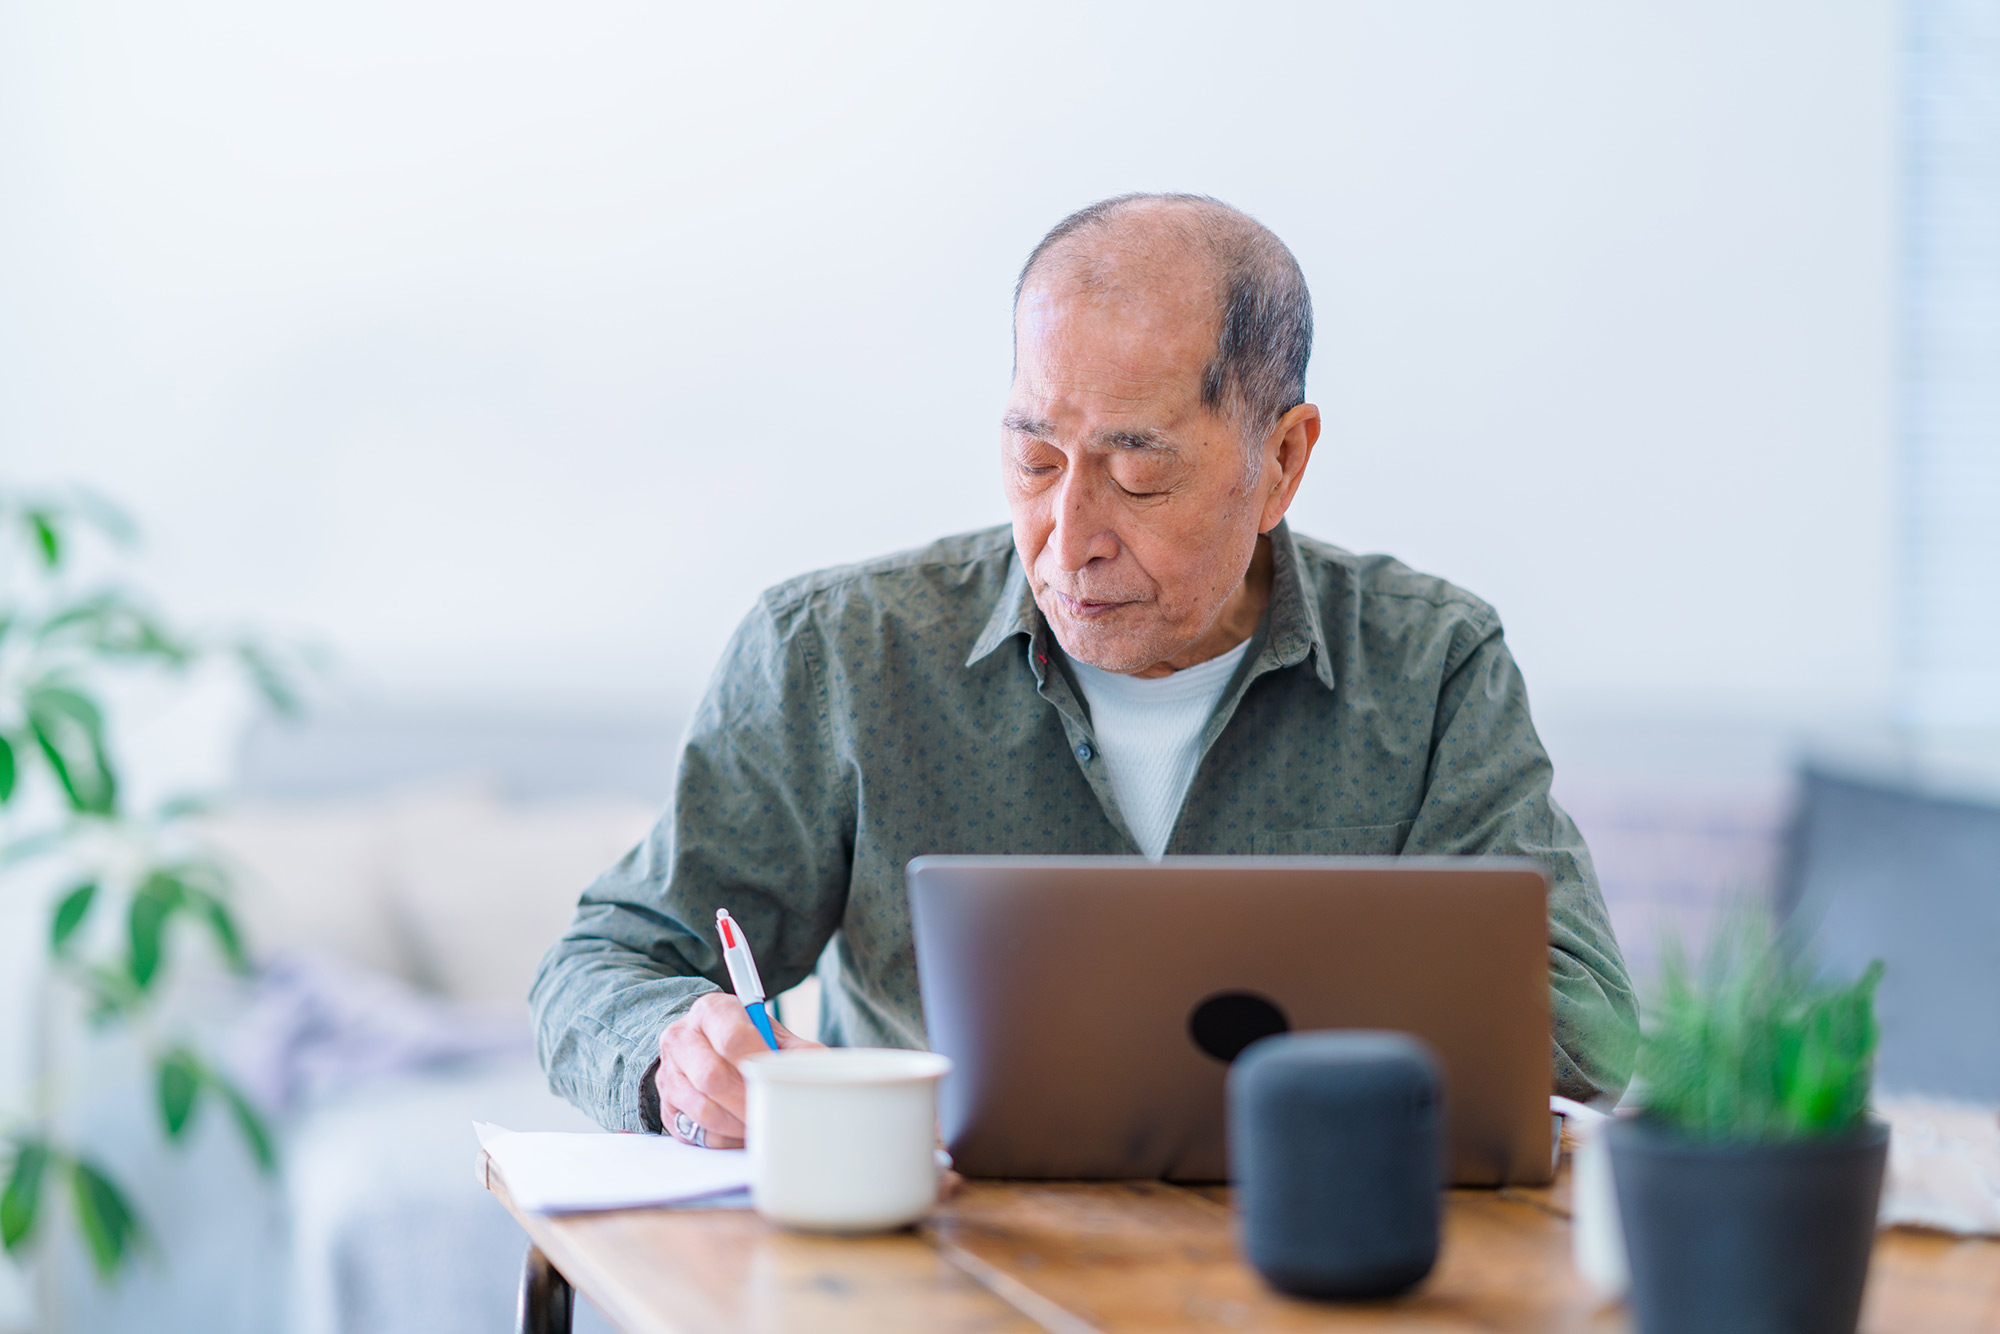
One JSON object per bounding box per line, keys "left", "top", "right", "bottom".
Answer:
{"left": 531, "top": 521, "right": 1636, "bottom": 1131}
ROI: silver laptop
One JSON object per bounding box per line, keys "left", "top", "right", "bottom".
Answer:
{"left": 907, "top": 856, "right": 1553, "bottom": 1186}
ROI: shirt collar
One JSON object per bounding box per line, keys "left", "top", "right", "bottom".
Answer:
{"left": 966, "top": 548, "right": 1041, "bottom": 669}
{"left": 965, "top": 519, "right": 1335, "bottom": 692}
{"left": 1262, "top": 519, "right": 1337, "bottom": 691}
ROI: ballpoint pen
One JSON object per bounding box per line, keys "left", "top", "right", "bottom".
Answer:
{"left": 715, "top": 908, "right": 781, "bottom": 1051}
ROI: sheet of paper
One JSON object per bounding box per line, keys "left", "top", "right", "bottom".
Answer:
{"left": 475, "top": 1121, "right": 751, "bottom": 1214}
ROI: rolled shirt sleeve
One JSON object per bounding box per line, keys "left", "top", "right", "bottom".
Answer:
{"left": 529, "top": 593, "right": 854, "bottom": 1131}
{"left": 1404, "top": 614, "right": 1638, "bottom": 1102}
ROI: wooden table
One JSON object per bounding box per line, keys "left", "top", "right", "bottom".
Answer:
{"left": 483, "top": 1155, "right": 2000, "bottom": 1333}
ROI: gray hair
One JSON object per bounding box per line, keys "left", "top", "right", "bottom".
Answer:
{"left": 1013, "top": 193, "right": 1314, "bottom": 442}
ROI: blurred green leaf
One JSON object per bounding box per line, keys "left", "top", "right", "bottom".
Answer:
{"left": 154, "top": 792, "right": 216, "bottom": 821}
{"left": 169, "top": 857, "right": 230, "bottom": 895}
{"left": 2, "top": 1139, "right": 50, "bottom": 1252}
{"left": 26, "top": 510, "right": 60, "bottom": 568}
{"left": 141, "top": 859, "right": 252, "bottom": 973}
{"left": 212, "top": 1076, "right": 275, "bottom": 1174}
{"left": 0, "top": 734, "right": 14, "bottom": 804}
{"left": 158, "top": 1050, "right": 203, "bottom": 1140}
{"left": 234, "top": 641, "right": 304, "bottom": 717}
{"left": 26, "top": 683, "right": 117, "bottom": 815}
{"left": 6, "top": 491, "right": 134, "bottom": 565}
{"left": 51, "top": 881, "right": 98, "bottom": 952}
{"left": 37, "top": 591, "right": 193, "bottom": 666}
{"left": 127, "top": 872, "right": 186, "bottom": 991}
{"left": 68, "top": 489, "right": 138, "bottom": 547}
{"left": 186, "top": 890, "right": 249, "bottom": 974}
{"left": 0, "top": 829, "right": 66, "bottom": 868}
{"left": 79, "top": 964, "right": 141, "bottom": 1025}
{"left": 68, "top": 1158, "right": 142, "bottom": 1278}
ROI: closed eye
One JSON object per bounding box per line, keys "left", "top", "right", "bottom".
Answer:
{"left": 1111, "top": 468, "right": 1177, "bottom": 499}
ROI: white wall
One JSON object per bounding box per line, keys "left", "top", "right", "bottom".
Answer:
{"left": 0, "top": 0, "right": 1896, "bottom": 725}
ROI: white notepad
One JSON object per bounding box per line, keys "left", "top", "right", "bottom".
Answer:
{"left": 475, "top": 1121, "right": 751, "bottom": 1214}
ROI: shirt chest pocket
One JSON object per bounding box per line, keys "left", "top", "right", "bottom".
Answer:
{"left": 1251, "top": 820, "right": 1415, "bottom": 856}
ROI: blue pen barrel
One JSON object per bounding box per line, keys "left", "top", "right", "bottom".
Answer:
{"left": 746, "top": 1000, "right": 780, "bottom": 1051}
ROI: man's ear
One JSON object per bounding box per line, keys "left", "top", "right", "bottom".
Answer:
{"left": 1258, "top": 403, "right": 1322, "bottom": 533}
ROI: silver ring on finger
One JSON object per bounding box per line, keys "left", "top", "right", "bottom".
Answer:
{"left": 672, "top": 1110, "right": 710, "bottom": 1150}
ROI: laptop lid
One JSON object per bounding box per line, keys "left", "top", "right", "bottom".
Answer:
{"left": 908, "top": 855, "right": 1553, "bottom": 1185}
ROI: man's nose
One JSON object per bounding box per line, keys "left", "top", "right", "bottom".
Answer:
{"left": 1049, "top": 472, "right": 1121, "bottom": 571}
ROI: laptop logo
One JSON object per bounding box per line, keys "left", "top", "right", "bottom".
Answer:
{"left": 1188, "top": 990, "right": 1291, "bottom": 1063}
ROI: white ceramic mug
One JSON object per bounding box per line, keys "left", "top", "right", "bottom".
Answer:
{"left": 1551, "top": 1096, "right": 1629, "bottom": 1299}
{"left": 740, "top": 1047, "right": 952, "bottom": 1232}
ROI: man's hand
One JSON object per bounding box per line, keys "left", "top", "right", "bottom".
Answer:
{"left": 656, "top": 991, "right": 821, "bottom": 1149}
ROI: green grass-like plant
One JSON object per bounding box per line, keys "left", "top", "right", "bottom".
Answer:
{"left": 1638, "top": 910, "right": 1883, "bottom": 1142}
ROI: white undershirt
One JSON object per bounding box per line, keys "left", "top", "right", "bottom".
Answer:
{"left": 1066, "top": 639, "right": 1252, "bottom": 860}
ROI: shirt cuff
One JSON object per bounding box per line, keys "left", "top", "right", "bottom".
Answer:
{"left": 599, "top": 979, "right": 719, "bottom": 1132}
{"left": 637, "top": 1056, "right": 664, "bottom": 1134}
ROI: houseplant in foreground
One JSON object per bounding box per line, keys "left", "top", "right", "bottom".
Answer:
{"left": 0, "top": 489, "right": 304, "bottom": 1285}
{"left": 1610, "top": 912, "right": 1887, "bottom": 1334}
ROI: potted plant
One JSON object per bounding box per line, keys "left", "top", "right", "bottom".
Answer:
{"left": 1609, "top": 913, "right": 1887, "bottom": 1334}
{"left": 0, "top": 490, "right": 305, "bottom": 1289}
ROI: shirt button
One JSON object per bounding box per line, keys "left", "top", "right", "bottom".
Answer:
{"left": 1075, "top": 743, "right": 1094, "bottom": 762}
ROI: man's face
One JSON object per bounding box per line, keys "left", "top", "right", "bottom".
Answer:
{"left": 1003, "top": 274, "right": 1272, "bottom": 675}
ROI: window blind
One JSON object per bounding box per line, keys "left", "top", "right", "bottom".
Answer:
{"left": 1900, "top": 0, "right": 2000, "bottom": 730}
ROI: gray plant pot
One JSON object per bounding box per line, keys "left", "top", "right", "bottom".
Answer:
{"left": 1607, "top": 1116, "right": 1889, "bottom": 1334}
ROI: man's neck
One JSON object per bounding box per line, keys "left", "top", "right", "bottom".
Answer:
{"left": 1127, "top": 535, "right": 1273, "bottom": 679}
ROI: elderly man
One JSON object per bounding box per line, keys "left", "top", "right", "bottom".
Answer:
{"left": 532, "top": 194, "right": 1635, "bottom": 1149}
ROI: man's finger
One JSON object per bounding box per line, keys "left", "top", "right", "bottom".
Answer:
{"left": 662, "top": 1061, "right": 747, "bottom": 1141}
{"left": 661, "top": 1017, "right": 748, "bottom": 1136}
{"left": 667, "top": 1016, "right": 749, "bottom": 1124}
{"left": 694, "top": 991, "right": 783, "bottom": 1066}
{"left": 767, "top": 1013, "right": 824, "bottom": 1050}
{"left": 656, "top": 1090, "right": 746, "bottom": 1151}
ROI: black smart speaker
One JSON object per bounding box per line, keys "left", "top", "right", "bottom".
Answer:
{"left": 1227, "top": 1031, "right": 1445, "bottom": 1299}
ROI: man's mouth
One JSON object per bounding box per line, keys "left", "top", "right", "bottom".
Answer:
{"left": 1054, "top": 592, "right": 1136, "bottom": 621}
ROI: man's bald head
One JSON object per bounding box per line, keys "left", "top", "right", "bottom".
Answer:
{"left": 1013, "top": 193, "right": 1313, "bottom": 443}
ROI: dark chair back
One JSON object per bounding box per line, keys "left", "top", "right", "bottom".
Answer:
{"left": 1779, "top": 765, "right": 2000, "bottom": 1101}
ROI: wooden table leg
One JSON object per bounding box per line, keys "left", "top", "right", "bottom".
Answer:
{"left": 518, "top": 1243, "right": 575, "bottom": 1334}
